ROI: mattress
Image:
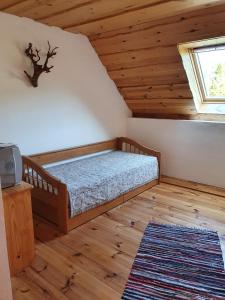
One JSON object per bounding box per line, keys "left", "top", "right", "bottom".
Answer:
{"left": 46, "top": 151, "right": 159, "bottom": 218}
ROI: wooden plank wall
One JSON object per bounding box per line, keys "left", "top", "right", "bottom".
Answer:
{"left": 89, "top": 4, "right": 225, "bottom": 119}
{"left": 2, "top": 0, "right": 225, "bottom": 120}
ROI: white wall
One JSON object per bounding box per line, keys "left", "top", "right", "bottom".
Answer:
{"left": 128, "top": 118, "right": 225, "bottom": 188}
{"left": 0, "top": 13, "right": 130, "bottom": 155}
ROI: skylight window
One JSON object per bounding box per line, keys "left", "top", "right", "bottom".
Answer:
{"left": 192, "top": 46, "right": 225, "bottom": 102}
{"left": 178, "top": 37, "right": 225, "bottom": 114}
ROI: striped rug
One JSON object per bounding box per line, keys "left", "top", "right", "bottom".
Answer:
{"left": 122, "top": 223, "right": 225, "bottom": 299}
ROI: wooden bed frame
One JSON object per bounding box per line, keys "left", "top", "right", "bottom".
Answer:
{"left": 22, "top": 137, "right": 160, "bottom": 234}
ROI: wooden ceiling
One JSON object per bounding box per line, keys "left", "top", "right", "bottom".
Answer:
{"left": 2, "top": 0, "right": 225, "bottom": 120}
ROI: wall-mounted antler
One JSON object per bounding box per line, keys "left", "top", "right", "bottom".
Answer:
{"left": 24, "top": 41, "right": 59, "bottom": 87}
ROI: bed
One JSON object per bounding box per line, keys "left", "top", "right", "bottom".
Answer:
{"left": 22, "top": 137, "right": 160, "bottom": 234}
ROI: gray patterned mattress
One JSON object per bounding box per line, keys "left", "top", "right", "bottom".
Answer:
{"left": 45, "top": 151, "right": 159, "bottom": 218}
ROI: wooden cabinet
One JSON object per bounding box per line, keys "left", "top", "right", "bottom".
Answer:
{"left": 2, "top": 182, "right": 35, "bottom": 276}
{"left": 0, "top": 183, "right": 12, "bottom": 299}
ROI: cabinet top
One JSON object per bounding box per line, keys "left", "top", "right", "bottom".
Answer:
{"left": 2, "top": 182, "right": 33, "bottom": 196}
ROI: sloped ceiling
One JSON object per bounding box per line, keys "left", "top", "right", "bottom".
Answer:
{"left": 2, "top": 0, "right": 225, "bottom": 120}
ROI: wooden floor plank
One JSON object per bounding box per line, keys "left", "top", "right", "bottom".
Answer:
{"left": 49, "top": 239, "right": 126, "bottom": 293}
{"left": 12, "top": 183, "right": 225, "bottom": 299}
{"left": 36, "top": 243, "right": 121, "bottom": 300}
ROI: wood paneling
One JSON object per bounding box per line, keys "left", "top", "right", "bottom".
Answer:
{"left": 110, "top": 62, "right": 187, "bottom": 87}
{"left": 4, "top": 0, "right": 160, "bottom": 25}
{"left": 90, "top": 6, "right": 225, "bottom": 53}
{"left": 2, "top": 182, "right": 35, "bottom": 276}
{"left": 2, "top": 0, "right": 92, "bottom": 19}
{"left": 2, "top": 0, "right": 225, "bottom": 119}
{"left": 120, "top": 84, "right": 192, "bottom": 100}
{"left": 11, "top": 182, "right": 225, "bottom": 299}
{"left": 100, "top": 46, "right": 181, "bottom": 71}
{"left": 133, "top": 112, "right": 225, "bottom": 121}
{"left": 66, "top": 0, "right": 225, "bottom": 35}
{"left": 0, "top": 0, "right": 21, "bottom": 10}
{"left": 90, "top": 4, "right": 225, "bottom": 118}
{"left": 0, "top": 185, "right": 13, "bottom": 300}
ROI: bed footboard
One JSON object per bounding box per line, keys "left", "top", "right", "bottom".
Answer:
{"left": 22, "top": 156, "right": 69, "bottom": 233}
{"left": 117, "top": 137, "right": 161, "bottom": 180}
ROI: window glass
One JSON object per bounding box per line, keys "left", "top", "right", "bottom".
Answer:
{"left": 194, "top": 46, "right": 225, "bottom": 100}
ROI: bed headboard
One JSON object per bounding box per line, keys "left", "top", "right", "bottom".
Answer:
{"left": 29, "top": 139, "right": 118, "bottom": 165}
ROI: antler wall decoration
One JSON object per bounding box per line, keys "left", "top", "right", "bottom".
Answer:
{"left": 24, "top": 41, "right": 59, "bottom": 87}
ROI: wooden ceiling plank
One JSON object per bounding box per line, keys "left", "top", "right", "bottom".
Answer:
{"left": 132, "top": 104, "right": 196, "bottom": 110}
{"left": 109, "top": 62, "right": 186, "bottom": 80}
{"left": 126, "top": 99, "right": 194, "bottom": 105}
{"left": 130, "top": 106, "right": 196, "bottom": 114}
{"left": 114, "top": 76, "right": 188, "bottom": 88}
{"left": 66, "top": 0, "right": 225, "bottom": 36}
{"left": 132, "top": 113, "right": 199, "bottom": 119}
{"left": 120, "top": 84, "right": 192, "bottom": 100}
{"left": 92, "top": 7, "right": 225, "bottom": 55}
{"left": 132, "top": 112, "right": 225, "bottom": 121}
{"left": 89, "top": 3, "right": 225, "bottom": 41}
{"left": 37, "top": 0, "right": 162, "bottom": 29}
{"left": 112, "top": 74, "right": 187, "bottom": 87}
{"left": 0, "top": 0, "right": 24, "bottom": 10}
{"left": 127, "top": 100, "right": 195, "bottom": 106}
{"left": 3, "top": 0, "right": 98, "bottom": 21}
{"left": 129, "top": 109, "right": 196, "bottom": 116}
{"left": 98, "top": 45, "right": 181, "bottom": 71}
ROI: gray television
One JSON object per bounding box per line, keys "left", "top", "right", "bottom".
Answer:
{"left": 0, "top": 143, "right": 22, "bottom": 188}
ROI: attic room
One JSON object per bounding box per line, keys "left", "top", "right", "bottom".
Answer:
{"left": 1, "top": 0, "right": 225, "bottom": 299}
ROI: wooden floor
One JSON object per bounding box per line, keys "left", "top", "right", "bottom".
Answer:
{"left": 12, "top": 183, "right": 225, "bottom": 300}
